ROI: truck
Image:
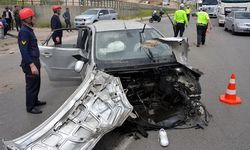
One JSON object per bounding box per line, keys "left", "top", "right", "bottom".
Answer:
{"left": 217, "top": 0, "right": 250, "bottom": 26}
{"left": 202, "top": 0, "right": 219, "bottom": 17}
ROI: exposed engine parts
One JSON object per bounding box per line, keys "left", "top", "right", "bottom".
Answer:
{"left": 111, "top": 64, "right": 211, "bottom": 135}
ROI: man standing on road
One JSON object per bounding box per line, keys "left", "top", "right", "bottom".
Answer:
{"left": 2, "top": 7, "right": 12, "bottom": 32}
{"left": 185, "top": 6, "right": 191, "bottom": 22}
{"left": 18, "top": 8, "right": 46, "bottom": 114}
{"left": 63, "top": 7, "right": 72, "bottom": 31}
{"left": 195, "top": 7, "right": 212, "bottom": 47}
{"left": 14, "top": 5, "right": 21, "bottom": 32}
{"left": 51, "top": 5, "right": 62, "bottom": 45}
{"left": 173, "top": 3, "right": 188, "bottom": 37}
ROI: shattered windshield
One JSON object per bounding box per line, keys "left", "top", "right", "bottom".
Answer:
{"left": 95, "top": 29, "right": 174, "bottom": 62}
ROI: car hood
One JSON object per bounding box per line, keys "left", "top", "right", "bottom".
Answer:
{"left": 75, "top": 14, "right": 96, "bottom": 19}
{"left": 3, "top": 70, "right": 133, "bottom": 150}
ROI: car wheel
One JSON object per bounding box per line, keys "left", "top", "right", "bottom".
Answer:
{"left": 231, "top": 25, "right": 236, "bottom": 35}
{"left": 158, "top": 18, "right": 161, "bottom": 22}
{"left": 112, "top": 18, "right": 116, "bottom": 20}
{"left": 218, "top": 23, "right": 224, "bottom": 27}
{"left": 93, "top": 20, "right": 98, "bottom": 23}
{"left": 224, "top": 25, "right": 228, "bottom": 31}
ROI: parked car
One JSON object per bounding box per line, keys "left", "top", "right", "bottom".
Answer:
{"left": 74, "top": 8, "right": 118, "bottom": 27}
{"left": 3, "top": 20, "right": 210, "bottom": 150}
{"left": 224, "top": 11, "right": 250, "bottom": 34}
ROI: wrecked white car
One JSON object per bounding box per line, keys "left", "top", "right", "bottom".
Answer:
{"left": 3, "top": 20, "right": 210, "bottom": 150}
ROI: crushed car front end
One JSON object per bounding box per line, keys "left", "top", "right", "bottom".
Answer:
{"left": 3, "top": 20, "right": 210, "bottom": 150}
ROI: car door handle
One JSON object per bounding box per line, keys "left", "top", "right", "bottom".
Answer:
{"left": 41, "top": 52, "right": 52, "bottom": 58}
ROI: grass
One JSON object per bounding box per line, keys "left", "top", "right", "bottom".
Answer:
{"left": 119, "top": 9, "right": 153, "bottom": 20}
{"left": 35, "top": 21, "right": 50, "bottom": 28}
{"left": 119, "top": 9, "right": 176, "bottom": 20}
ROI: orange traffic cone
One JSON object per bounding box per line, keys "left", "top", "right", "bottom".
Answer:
{"left": 220, "top": 74, "right": 241, "bottom": 105}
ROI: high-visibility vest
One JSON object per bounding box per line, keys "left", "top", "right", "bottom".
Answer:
{"left": 196, "top": 11, "right": 210, "bottom": 25}
{"left": 186, "top": 8, "right": 191, "bottom": 14}
{"left": 174, "top": 10, "right": 188, "bottom": 25}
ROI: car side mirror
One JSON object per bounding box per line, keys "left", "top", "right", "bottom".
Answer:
{"left": 75, "top": 61, "right": 85, "bottom": 73}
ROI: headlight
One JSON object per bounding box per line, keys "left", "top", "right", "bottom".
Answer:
{"left": 75, "top": 18, "right": 85, "bottom": 21}
{"left": 237, "top": 23, "right": 245, "bottom": 27}
{"left": 85, "top": 17, "right": 93, "bottom": 20}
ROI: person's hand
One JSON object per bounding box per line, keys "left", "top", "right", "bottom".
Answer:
{"left": 56, "top": 37, "right": 60, "bottom": 43}
{"left": 185, "top": 24, "right": 188, "bottom": 28}
{"left": 30, "top": 63, "right": 39, "bottom": 75}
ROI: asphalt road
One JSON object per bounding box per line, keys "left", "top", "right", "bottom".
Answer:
{"left": 0, "top": 16, "right": 250, "bottom": 150}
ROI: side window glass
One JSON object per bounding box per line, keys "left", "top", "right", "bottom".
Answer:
{"left": 46, "top": 29, "right": 78, "bottom": 48}
{"left": 109, "top": 10, "right": 116, "bottom": 14}
{"left": 102, "top": 10, "right": 109, "bottom": 15}
{"left": 99, "top": 10, "right": 105, "bottom": 16}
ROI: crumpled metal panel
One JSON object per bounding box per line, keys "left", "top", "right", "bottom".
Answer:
{"left": 3, "top": 70, "right": 133, "bottom": 150}
{"left": 158, "top": 37, "right": 189, "bottom": 65}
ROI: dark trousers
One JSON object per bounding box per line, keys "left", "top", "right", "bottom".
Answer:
{"left": 65, "top": 19, "right": 71, "bottom": 29}
{"left": 187, "top": 14, "right": 190, "bottom": 22}
{"left": 5, "top": 18, "right": 11, "bottom": 30}
{"left": 3, "top": 27, "right": 8, "bottom": 35}
{"left": 174, "top": 23, "right": 185, "bottom": 37}
{"left": 196, "top": 25, "right": 208, "bottom": 46}
{"left": 15, "top": 18, "right": 21, "bottom": 31}
{"left": 22, "top": 63, "right": 41, "bottom": 111}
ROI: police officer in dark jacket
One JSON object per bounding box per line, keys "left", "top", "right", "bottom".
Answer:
{"left": 18, "top": 8, "right": 46, "bottom": 114}
{"left": 51, "top": 5, "right": 62, "bottom": 45}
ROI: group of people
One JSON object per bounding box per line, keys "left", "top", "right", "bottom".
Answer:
{"left": 0, "top": 6, "right": 22, "bottom": 38}
{"left": 173, "top": 3, "right": 212, "bottom": 47}
{"left": 18, "top": 5, "right": 72, "bottom": 114}
{"left": 0, "top": 5, "right": 71, "bottom": 39}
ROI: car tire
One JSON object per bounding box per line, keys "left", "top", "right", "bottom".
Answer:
{"left": 93, "top": 20, "right": 98, "bottom": 23}
{"left": 224, "top": 26, "right": 228, "bottom": 31}
{"left": 218, "top": 23, "right": 224, "bottom": 27}
{"left": 112, "top": 18, "right": 116, "bottom": 20}
{"left": 231, "top": 25, "right": 236, "bottom": 35}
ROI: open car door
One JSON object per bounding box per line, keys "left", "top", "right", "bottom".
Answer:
{"left": 3, "top": 71, "right": 133, "bottom": 150}
{"left": 39, "top": 28, "right": 89, "bottom": 81}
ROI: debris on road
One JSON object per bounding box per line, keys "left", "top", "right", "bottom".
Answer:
{"left": 159, "top": 128, "right": 169, "bottom": 147}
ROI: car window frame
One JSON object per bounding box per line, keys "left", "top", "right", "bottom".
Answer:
{"left": 99, "top": 9, "right": 109, "bottom": 16}
{"left": 109, "top": 9, "right": 117, "bottom": 14}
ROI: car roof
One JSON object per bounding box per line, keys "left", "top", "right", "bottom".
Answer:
{"left": 92, "top": 20, "right": 152, "bottom": 32}
{"left": 87, "top": 8, "right": 115, "bottom": 11}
